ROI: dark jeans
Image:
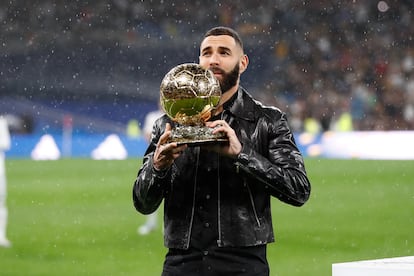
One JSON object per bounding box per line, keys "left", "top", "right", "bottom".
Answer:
{"left": 162, "top": 245, "right": 269, "bottom": 276}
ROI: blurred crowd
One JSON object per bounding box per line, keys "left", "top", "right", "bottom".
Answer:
{"left": 1, "top": 0, "right": 413, "bottom": 132}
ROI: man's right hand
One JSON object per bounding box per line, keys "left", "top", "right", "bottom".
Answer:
{"left": 153, "top": 123, "right": 187, "bottom": 171}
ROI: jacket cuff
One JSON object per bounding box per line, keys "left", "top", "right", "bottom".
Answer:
{"left": 151, "top": 163, "right": 170, "bottom": 179}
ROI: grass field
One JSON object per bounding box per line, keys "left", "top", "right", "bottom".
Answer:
{"left": 0, "top": 158, "right": 413, "bottom": 275}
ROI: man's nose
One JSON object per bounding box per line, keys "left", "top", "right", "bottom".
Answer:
{"left": 209, "top": 53, "right": 220, "bottom": 66}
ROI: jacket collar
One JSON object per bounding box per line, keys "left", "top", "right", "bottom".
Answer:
{"left": 227, "top": 86, "right": 256, "bottom": 122}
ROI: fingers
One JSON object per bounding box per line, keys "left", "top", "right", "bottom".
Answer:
{"left": 205, "top": 120, "right": 233, "bottom": 137}
{"left": 205, "top": 120, "right": 225, "bottom": 129}
{"left": 158, "top": 123, "right": 172, "bottom": 146}
{"left": 159, "top": 143, "right": 186, "bottom": 157}
{"left": 204, "top": 120, "right": 242, "bottom": 158}
{"left": 153, "top": 123, "right": 187, "bottom": 170}
{"left": 156, "top": 143, "right": 186, "bottom": 169}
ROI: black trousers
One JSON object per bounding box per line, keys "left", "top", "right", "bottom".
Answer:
{"left": 162, "top": 245, "right": 269, "bottom": 276}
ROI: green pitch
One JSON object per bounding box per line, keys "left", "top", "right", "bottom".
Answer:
{"left": 1, "top": 158, "right": 413, "bottom": 275}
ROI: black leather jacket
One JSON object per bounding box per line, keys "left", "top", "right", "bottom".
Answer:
{"left": 133, "top": 87, "right": 311, "bottom": 249}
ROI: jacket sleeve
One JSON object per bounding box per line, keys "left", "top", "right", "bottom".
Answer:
{"left": 132, "top": 117, "right": 171, "bottom": 214}
{"left": 235, "top": 112, "right": 311, "bottom": 207}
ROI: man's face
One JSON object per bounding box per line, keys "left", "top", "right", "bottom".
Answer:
{"left": 199, "top": 35, "right": 245, "bottom": 94}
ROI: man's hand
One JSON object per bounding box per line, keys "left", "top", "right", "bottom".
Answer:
{"left": 204, "top": 120, "right": 242, "bottom": 158}
{"left": 153, "top": 123, "right": 187, "bottom": 171}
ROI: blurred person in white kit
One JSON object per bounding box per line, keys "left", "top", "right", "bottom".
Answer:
{"left": 137, "top": 107, "right": 164, "bottom": 235}
{"left": 0, "top": 116, "right": 11, "bottom": 247}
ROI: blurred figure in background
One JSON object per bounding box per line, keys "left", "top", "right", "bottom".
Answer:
{"left": 0, "top": 116, "right": 11, "bottom": 247}
{"left": 137, "top": 107, "right": 164, "bottom": 235}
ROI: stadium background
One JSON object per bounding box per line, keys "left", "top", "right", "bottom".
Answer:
{"left": 1, "top": 2, "right": 414, "bottom": 276}
{"left": 1, "top": 0, "right": 414, "bottom": 159}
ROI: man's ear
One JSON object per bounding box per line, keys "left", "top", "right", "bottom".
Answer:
{"left": 239, "top": 54, "right": 249, "bottom": 74}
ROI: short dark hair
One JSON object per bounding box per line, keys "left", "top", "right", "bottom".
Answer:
{"left": 203, "top": 26, "right": 244, "bottom": 51}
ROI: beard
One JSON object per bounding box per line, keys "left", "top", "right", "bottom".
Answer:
{"left": 210, "top": 63, "right": 239, "bottom": 94}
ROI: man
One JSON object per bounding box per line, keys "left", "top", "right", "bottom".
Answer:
{"left": 133, "top": 26, "right": 311, "bottom": 275}
{"left": 0, "top": 116, "right": 11, "bottom": 248}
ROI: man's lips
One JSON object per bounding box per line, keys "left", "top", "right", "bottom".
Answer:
{"left": 210, "top": 68, "right": 224, "bottom": 78}
{"left": 210, "top": 67, "right": 224, "bottom": 74}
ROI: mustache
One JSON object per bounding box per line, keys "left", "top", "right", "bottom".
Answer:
{"left": 209, "top": 66, "right": 225, "bottom": 74}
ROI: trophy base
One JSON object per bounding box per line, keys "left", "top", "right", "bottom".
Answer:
{"left": 168, "top": 125, "right": 228, "bottom": 146}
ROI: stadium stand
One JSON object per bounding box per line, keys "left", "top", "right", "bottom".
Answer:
{"left": 1, "top": 0, "right": 414, "bottom": 135}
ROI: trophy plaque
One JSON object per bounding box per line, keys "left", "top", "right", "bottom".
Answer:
{"left": 160, "top": 63, "right": 228, "bottom": 145}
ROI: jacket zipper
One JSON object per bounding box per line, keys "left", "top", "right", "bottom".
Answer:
{"left": 245, "top": 178, "right": 261, "bottom": 227}
{"left": 236, "top": 162, "right": 263, "bottom": 228}
{"left": 185, "top": 147, "right": 199, "bottom": 249}
{"left": 216, "top": 111, "right": 225, "bottom": 246}
{"left": 217, "top": 153, "right": 222, "bottom": 246}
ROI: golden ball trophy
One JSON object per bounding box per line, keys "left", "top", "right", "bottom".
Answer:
{"left": 160, "top": 63, "right": 227, "bottom": 145}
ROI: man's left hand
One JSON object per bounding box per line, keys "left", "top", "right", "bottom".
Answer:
{"left": 204, "top": 120, "right": 242, "bottom": 158}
